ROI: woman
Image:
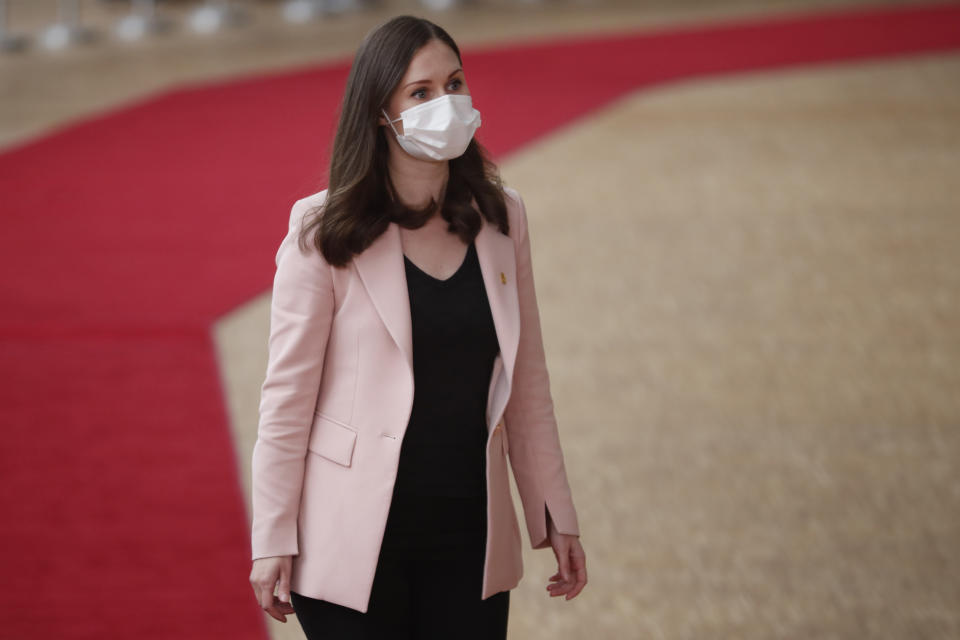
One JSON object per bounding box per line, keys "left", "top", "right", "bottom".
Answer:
{"left": 249, "top": 15, "right": 587, "bottom": 639}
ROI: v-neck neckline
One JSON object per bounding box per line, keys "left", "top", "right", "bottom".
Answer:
{"left": 404, "top": 242, "right": 474, "bottom": 285}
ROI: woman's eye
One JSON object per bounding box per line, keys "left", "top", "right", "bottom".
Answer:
{"left": 411, "top": 88, "right": 427, "bottom": 99}
{"left": 448, "top": 79, "right": 462, "bottom": 91}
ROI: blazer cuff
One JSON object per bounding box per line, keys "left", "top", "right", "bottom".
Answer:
{"left": 529, "top": 495, "right": 581, "bottom": 550}
{"left": 251, "top": 518, "right": 299, "bottom": 561}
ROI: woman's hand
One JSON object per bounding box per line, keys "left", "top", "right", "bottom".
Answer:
{"left": 546, "top": 518, "right": 587, "bottom": 600}
{"left": 250, "top": 556, "right": 296, "bottom": 622}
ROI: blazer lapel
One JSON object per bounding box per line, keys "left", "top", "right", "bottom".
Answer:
{"left": 353, "top": 222, "right": 414, "bottom": 375}
{"left": 475, "top": 217, "right": 520, "bottom": 395}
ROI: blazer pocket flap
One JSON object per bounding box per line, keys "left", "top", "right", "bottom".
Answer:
{"left": 307, "top": 414, "right": 358, "bottom": 467}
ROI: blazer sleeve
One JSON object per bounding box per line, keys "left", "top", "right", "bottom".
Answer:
{"left": 250, "top": 195, "right": 335, "bottom": 560}
{"left": 502, "top": 187, "right": 581, "bottom": 550}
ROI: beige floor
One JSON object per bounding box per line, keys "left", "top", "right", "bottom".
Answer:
{"left": 495, "top": 53, "right": 960, "bottom": 638}
{"left": 6, "top": 1, "right": 959, "bottom": 638}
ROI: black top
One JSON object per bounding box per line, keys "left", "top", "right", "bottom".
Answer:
{"left": 383, "top": 240, "right": 501, "bottom": 548}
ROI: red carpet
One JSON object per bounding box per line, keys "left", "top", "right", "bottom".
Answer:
{"left": 1, "top": 3, "right": 958, "bottom": 638}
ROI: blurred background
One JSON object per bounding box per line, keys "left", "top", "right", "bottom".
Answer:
{"left": 1, "top": 1, "right": 958, "bottom": 639}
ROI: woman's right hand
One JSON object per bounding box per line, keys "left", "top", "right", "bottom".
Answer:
{"left": 250, "top": 556, "right": 295, "bottom": 623}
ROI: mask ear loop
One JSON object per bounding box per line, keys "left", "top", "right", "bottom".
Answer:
{"left": 382, "top": 109, "right": 403, "bottom": 138}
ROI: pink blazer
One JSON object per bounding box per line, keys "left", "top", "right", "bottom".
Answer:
{"left": 250, "top": 185, "right": 580, "bottom": 613}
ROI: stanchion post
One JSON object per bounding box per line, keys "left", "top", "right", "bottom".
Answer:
{"left": 0, "top": 0, "right": 30, "bottom": 53}
{"left": 188, "top": 0, "right": 250, "bottom": 34}
{"left": 115, "top": 0, "right": 174, "bottom": 42}
{"left": 40, "top": 0, "right": 98, "bottom": 50}
{"left": 418, "top": 0, "right": 463, "bottom": 10}
{"left": 282, "top": 0, "right": 322, "bottom": 23}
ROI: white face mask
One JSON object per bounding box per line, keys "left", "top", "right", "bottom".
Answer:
{"left": 382, "top": 94, "right": 481, "bottom": 162}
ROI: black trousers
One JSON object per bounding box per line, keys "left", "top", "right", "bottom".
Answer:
{"left": 290, "top": 494, "right": 510, "bottom": 640}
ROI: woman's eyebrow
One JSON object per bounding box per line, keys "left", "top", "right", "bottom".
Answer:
{"left": 403, "top": 68, "right": 463, "bottom": 89}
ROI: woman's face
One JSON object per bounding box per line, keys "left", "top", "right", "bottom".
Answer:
{"left": 380, "top": 38, "right": 470, "bottom": 137}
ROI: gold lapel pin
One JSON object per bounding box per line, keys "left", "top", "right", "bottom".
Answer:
{"left": 500, "top": 272, "right": 507, "bottom": 284}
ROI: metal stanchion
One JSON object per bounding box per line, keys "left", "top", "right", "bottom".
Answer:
{"left": 324, "top": 0, "right": 363, "bottom": 13}
{"left": 39, "top": 0, "right": 98, "bottom": 50}
{"left": 282, "top": 0, "right": 323, "bottom": 22}
{"left": 115, "top": 0, "right": 174, "bottom": 42}
{"left": 0, "top": 0, "right": 29, "bottom": 52}
{"left": 419, "top": 0, "right": 463, "bottom": 10}
{"left": 282, "top": 0, "right": 365, "bottom": 21}
{"left": 188, "top": 0, "right": 249, "bottom": 34}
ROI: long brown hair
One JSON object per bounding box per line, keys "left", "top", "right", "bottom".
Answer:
{"left": 298, "top": 16, "right": 509, "bottom": 267}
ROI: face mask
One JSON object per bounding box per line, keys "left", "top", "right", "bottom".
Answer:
{"left": 382, "top": 94, "right": 481, "bottom": 161}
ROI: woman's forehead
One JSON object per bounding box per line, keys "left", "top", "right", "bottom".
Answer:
{"left": 402, "top": 40, "right": 461, "bottom": 83}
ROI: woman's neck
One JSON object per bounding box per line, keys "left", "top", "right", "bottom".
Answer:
{"left": 387, "top": 151, "right": 449, "bottom": 211}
